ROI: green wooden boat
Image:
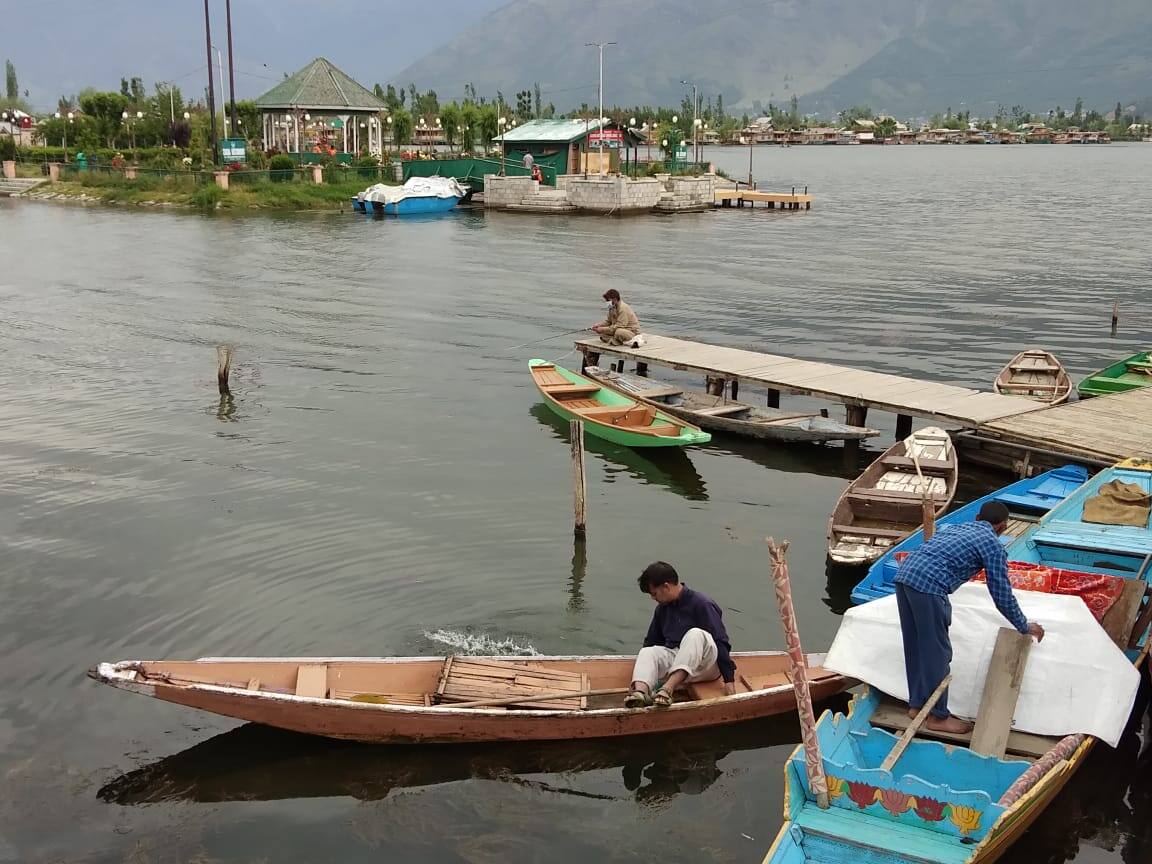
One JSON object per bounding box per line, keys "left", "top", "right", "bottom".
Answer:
{"left": 1078, "top": 350, "right": 1152, "bottom": 398}
{"left": 529, "top": 359, "right": 710, "bottom": 448}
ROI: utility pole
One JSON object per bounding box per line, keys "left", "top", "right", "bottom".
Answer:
{"left": 202, "top": 0, "right": 218, "bottom": 165}
{"left": 586, "top": 41, "right": 615, "bottom": 175}
{"left": 225, "top": 0, "right": 238, "bottom": 131}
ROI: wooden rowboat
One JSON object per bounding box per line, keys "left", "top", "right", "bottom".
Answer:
{"left": 89, "top": 651, "right": 852, "bottom": 744}
{"left": 1078, "top": 350, "right": 1152, "bottom": 398}
{"left": 827, "top": 427, "right": 958, "bottom": 565}
{"left": 992, "top": 349, "right": 1072, "bottom": 404}
{"left": 530, "top": 359, "right": 710, "bottom": 448}
{"left": 584, "top": 366, "right": 879, "bottom": 444}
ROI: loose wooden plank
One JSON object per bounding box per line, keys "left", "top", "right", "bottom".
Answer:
{"left": 970, "top": 629, "right": 1032, "bottom": 758}
{"left": 1102, "top": 576, "right": 1149, "bottom": 648}
{"left": 295, "top": 664, "right": 328, "bottom": 699}
{"left": 871, "top": 698, "right": 1055, "bottom": 758}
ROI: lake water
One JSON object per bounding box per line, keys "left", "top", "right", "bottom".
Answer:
{"left": 1, "top": 144, "right": 1150, "bottom": 864}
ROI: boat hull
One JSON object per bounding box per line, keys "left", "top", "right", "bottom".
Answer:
{"left": 993, "top": 349, "right": 1072, "bottom": 405}
{"left": 90, "top": 653, "right": 850, "bottom": 744}
{"left": 352, "top": 195, "right": 461, "bottom": 215}
{"left": 530, "top": 360, "right": 710, "bottom": 448}
{"left": 1078, "top": 351, "right": 1152, "bottom": 398}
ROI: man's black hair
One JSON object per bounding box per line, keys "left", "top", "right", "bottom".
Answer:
{"left": 638, "top": 561, "right": 679, "bottom": 593}
{"left": 976, "top": 500, "right": 1011, "bottom": 525}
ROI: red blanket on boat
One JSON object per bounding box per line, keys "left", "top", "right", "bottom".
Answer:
{"left": 893, "top": 553, "right": 1127, "bottom": 622}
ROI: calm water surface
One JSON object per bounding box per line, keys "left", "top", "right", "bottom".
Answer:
{"left": 1, "top": 145, "right": 1150, "bottom": 863}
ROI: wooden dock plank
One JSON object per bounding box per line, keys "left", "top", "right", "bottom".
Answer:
{"left": 574, "top": 335, "right": 1145, "bottom": 462}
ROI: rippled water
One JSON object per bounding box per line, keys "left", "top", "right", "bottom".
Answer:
{"left": 1, "top": 145, "right": 1150, "bottom": 863}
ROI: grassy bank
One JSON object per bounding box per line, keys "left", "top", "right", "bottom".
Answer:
{"left": 26, "top": 171, "right": 386, "bottom": 211}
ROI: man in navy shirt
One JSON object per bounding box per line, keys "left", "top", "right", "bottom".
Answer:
{"left": 625, "top": 561, "right": 736, "bottom": 708}
{"left": 895, "top": 500, "right": 1044, "bottom": 734}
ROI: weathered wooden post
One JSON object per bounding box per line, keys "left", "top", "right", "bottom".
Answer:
{"left": 571, "top": 419, "right": 587, "bottom": 535}
{"left": 767, "top": 538, "right": 829, "bottom": 809}
{"left": 216, "top": 344, "right": 233, "bottom": 396}
{"left": 921, "top": 493, "right": 936, "bottom": 541}
{"left": 1111, "top": 300, "right": 1119, "bottom": 336}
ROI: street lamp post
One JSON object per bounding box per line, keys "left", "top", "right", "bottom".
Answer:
{"left": 586, "top": 40, "right": 616, "bottom": 176}
{"left": 681, "top": 80, "right": 698, "bottom": 164}
{"left": 498, "top": 116, "right": 507, "bottom": 174}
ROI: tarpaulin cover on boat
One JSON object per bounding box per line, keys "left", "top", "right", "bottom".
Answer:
{"left": 359, "top": 177, "right": 465, "bottom": 205}
{"left": 824, "top": 583, "right": 1140, "bottom": 746}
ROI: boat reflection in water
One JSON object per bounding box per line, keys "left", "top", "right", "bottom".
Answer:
{"left": 529, "top": 403, "right": 708, "bottom": 501}
{"left": 98, "top": 709, "right": 831, "bottom": 807}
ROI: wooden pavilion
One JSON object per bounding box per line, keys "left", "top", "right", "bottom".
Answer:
{"left": 255, "top": 57, "right": 386, "bottom": 160}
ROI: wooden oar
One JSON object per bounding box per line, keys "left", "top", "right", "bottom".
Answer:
{"left": 443, "top": 687, "right": 631, "bottom": 709}
{"left": 880, "top": 674, "right": 952, "bottom": 772}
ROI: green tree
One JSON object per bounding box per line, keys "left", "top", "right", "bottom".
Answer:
{"left": 78, "top": 90, "right": 129, "bottom": 147}
{"left": 459, "top": 103, "right": 478, "bottom": 152}
{"left": 440, "top": 101, "right": 460, "bottom": 146}
{"left": 875, "top": 117, "right": 897, "bottom": 139}
{"left": 384, "top": 84, "right": 401, "bottom": 112}
{"left": 476, "top": 104, "right": 498, "bottom": 150}
{"left": 4, "top": 59, "right": 17, "bottom": 103}
{"left": 515, "top": 88, "right": 532, "bottom": 120}
{"left": 391, "top": 107, "right": 413, "bottom": 146}
{"left": 533, "top": 83, "right": 542, "bottom": 118}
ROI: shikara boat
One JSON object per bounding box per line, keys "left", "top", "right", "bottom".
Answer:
{"left": 88, "top": 651, "right": 851, "bottom": 744}
{"left": 584, "top": 366, "right": 878, "bottom": 444}
{"left": 1078, "top": 350, "right": 1152, "bottom": 398}
{"left": 992, "top": 349, "right": 1072, "bottom": 404}
{"left": 352, "top": 177, "right": 466, "bottom": 215}
{"left": 530, "top": 359, "right": 710, "bottom": 448}
{"left": 766, "top": 459, "right": 1152, "bottom": 864}
{"left": 851, "top": 464, "right": 1089, "bottom": 604}
{"left": 827, "top": 428, "right": 958, "bottom": 565}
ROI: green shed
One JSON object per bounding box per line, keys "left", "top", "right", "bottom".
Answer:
{"left": 495, "top": 119, "right": 644, "bottom": 178}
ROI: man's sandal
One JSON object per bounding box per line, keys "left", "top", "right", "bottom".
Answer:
{"left": 652, "top": 688, "right": 674, "bottom": 708}
{"left": 624, "top": 689, "right": 653, "bottom": 708}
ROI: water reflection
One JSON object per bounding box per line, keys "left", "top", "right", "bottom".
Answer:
{"left": 97, "top": 710, "right": 825, "bottom": 807}
{"left": 529, "top": 403, "right": 708, "bottom": 501}
{"left": 570, "top": 535, "right": 587, "bottom": 612}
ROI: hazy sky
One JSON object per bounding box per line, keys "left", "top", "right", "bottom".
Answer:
{"left": 4, "top": 0, "right": 507, "bottom": 110}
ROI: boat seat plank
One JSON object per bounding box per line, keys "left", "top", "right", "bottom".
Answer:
{"left": 871, "top": 698, "right": 1055, "bottom": 758}
{"left": 438, "top": 658, "right": 587, "bottom": 710}
{"left": 689, "top": 404, "right": 751, "bottom": 417}
{"left": 970, "top": 629, "right": 1032, "bottom": 758}
{"left": 832, "top": 524, "right": 909, "bottom": 539}
{"left": 848, "top": 488, "right": 944, "bottom": 503}
{"left": 295, "top": 664, "right": 328, "bottom": 699}
{"left": 881, "top": 456, "right": 953, "bottom": 472}
{"left": 645, "top": 423, "right": 682, "bottom": 437}
{"left": 547, "top": 384, "right": 602, "bottom": 397}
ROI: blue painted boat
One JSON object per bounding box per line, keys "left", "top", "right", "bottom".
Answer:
{"left": 353, "top": 177, "right": 465, "bottom": 216}
{"left": 763, "top": 687, "right": 1094, "bottom": 864}
{"left": 851, "top": 465, "right": 1089, "bottom": 605}
{"left": 766, "top": 459, "right": 1152, "bottom": 864}
{"left": 1004, "top": 459, "right": 1152, "bottom": 580}
{"left": 378, "top": 194, "right": 460, "bottom": 215}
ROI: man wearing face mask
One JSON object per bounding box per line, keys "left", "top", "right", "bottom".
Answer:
{"left": 591, "top": 288, "right": 641, "bottom": 346}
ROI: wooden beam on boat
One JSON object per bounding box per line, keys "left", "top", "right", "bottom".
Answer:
{"left": 880, "top": 674, "right": 951, "bottom": 772}
{"left": 970, "top": 629, "right": 1032, "bottom": 758}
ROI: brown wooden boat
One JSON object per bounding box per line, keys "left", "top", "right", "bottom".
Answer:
{"left": 993, "top": 349, "right": 1072, "bottom": 404}
{"left": 827, "top": 427, "right": 958, "bottom": 565}
{"left": 89, "top": 652, "right": 852, "bottom": 744}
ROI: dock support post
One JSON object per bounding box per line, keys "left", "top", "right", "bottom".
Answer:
{"left": 846, "top": 404, "right": 868, "bottom": 428}
{"left": 706, "top": 376, "right": 725, "bottom": 397}
{"left": 1111, "top": 300, "right": 1119, "bottom": 336}
{"left": 766, "top": 388, "right": 780, "bottom": 408}
{"left": 730, "top": 378, "right": 739, "bottom": 400}
{"left": 636, "top": 362, "right": 648, "bottom": 378}
{"left": 571, "top": 420, "right": 587, "bottom": 536}
{"left": 895, "top": 413, "right": 913, "bottom": 439}
{"left": 582, "top": 349, "right": 599, "bottom": 373}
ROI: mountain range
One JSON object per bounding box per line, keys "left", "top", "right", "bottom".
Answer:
{"left": 391, "top": 0, "right": 1152, "bottom": 116}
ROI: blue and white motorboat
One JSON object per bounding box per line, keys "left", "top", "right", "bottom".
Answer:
{"left": 850, "top": 465, "right": 1090, "bottom": 605}
{"left": 352, "top": 176, "right": 466, "bottom": 215}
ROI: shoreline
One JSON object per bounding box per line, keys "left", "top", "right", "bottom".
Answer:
{"left": 17, "top": 180, "right": 363, "bottom": 212}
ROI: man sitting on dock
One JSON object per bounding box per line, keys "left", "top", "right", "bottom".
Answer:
{"left": 625, "top": 561, "right": 736, "bottom": 707}
{"left": 894, "top": 500, "right": 1045, "bottom": 734}
{"left": 592, "top": 289, "right": 641, "bottom": 346}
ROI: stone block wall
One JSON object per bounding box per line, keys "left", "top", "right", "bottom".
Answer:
{"left": 484, "top": 175, "right": 539, "bottom": 208}
{"left": 668, "top": 174, "right": 717, "bottom": 206}
{"left": 563, "top": 176, "right": 663, "bottom": 212}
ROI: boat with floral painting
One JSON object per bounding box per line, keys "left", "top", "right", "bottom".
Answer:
{"left": 763, "top": 459, "right": 1152, "bottom": 864}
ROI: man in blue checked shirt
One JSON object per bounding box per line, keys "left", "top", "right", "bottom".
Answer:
{"left": 895, "top": 500, "right": 1045, "bottom": 734}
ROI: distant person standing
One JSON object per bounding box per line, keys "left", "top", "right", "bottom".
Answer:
{"left": 522, "top": 152, "right": 534, "bottom": 171}
{"left": 592, "top": 289, "right": 641, "bottom": 346}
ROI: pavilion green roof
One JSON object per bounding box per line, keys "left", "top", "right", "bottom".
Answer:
{"left": 255, "top": 57, "right": 385, "bottom": 112}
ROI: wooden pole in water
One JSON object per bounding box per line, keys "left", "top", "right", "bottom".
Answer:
{"left": 921, "top": 493, "right": 936, "bottom": 541}
{"left": 1111, "top": 300, "right": 1119, "bottom": 336}
{"left": 571, "top": 419, "right": 587, "bottom": 535}
{"left": 767, "top": 538, "right": 829, "bottom": 809}
{"left": 216, "top": 344, "right": 233, "bottom": 396}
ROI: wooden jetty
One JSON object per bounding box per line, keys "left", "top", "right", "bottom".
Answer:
{"left": 715, "top": 188, "right": 813, "bottom": 210}
{"left": 575, "top": 335, "right": 1152, "bottom": 469}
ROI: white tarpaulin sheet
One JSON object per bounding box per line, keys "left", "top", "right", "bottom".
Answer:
{"left": 824, "top": 583, "right": 1140, "bottom": 747}
{"left": 360, "top": 177, "right": 465, "bottom": 204}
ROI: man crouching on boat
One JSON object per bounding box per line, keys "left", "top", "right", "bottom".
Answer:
{"left": 625, "top": 561, "right": 737, "bottom": 708}
{"left": 895, "top": 500, "right": 1045, "bottom": 734}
